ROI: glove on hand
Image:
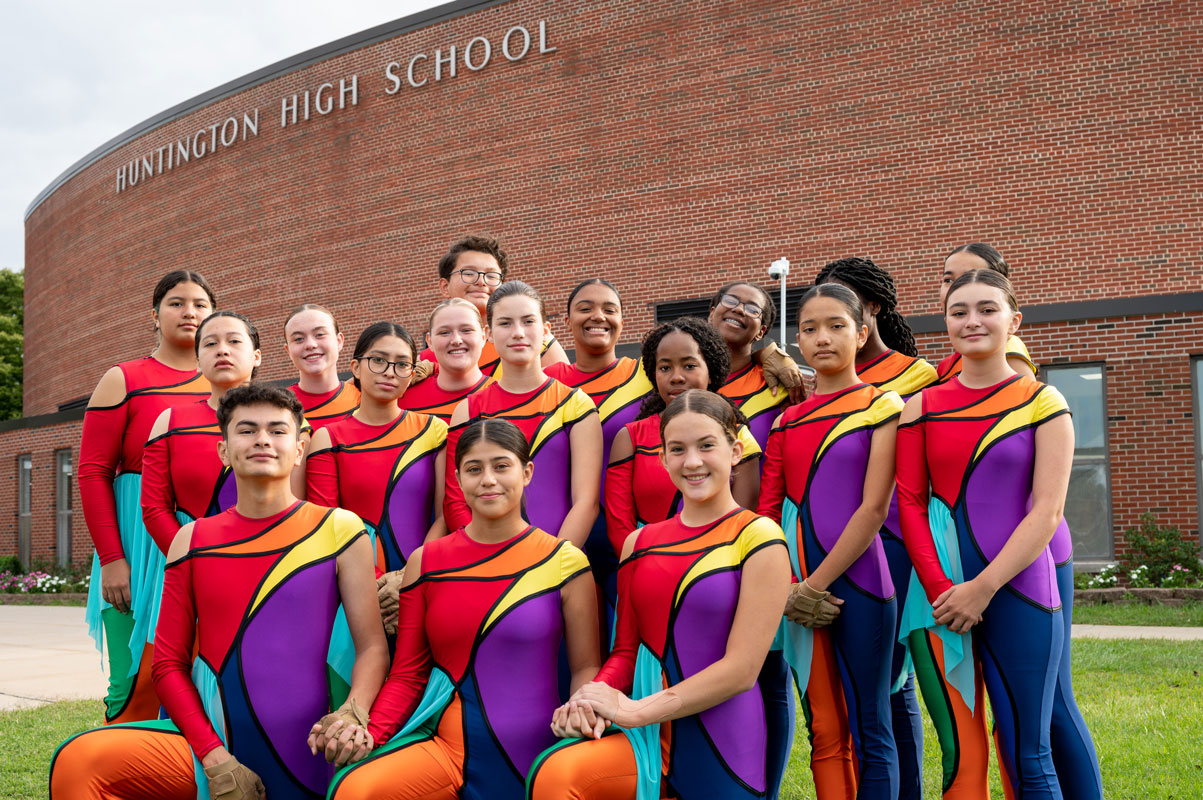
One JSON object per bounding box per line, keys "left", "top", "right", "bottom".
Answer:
{"left": 757, "top": 342, "right": 807, "bottom": 403}
{"left": 785, "top": 580, "right": 841, "bottom": 628}
{"left": 203, "top": 756, "right": 265, "bottom": 800}
{"left": 411, "top": 359, "right": 436, "bottom": 383}
{"left": 316, "top": 697, "right": 370, "bottom": 735}
{"left": 377, "top": 569, "right": 405, "bottom": 635}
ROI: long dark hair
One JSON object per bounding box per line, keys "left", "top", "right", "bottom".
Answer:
{"left": 815, "top": 257, "right": 917, "bottom": 357}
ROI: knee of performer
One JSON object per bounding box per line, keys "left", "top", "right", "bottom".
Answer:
{"left": 50, "top": 732, "right": 109, "bottom": 798}
{"left": 529, "top": 749, "right": 596, "bottom": 800}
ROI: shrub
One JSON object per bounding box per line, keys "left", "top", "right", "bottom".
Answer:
{"left": 1122, "top": 513, "right": 1202, "bottom": 586}
{"left": 0, "top": 554, "right": 21, "bottom": 574}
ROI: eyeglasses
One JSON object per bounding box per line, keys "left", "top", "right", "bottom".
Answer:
{"left": 718, "top": 293, "right": 764, "bottom": 319}
{"left": 452, "top": 269, "right": 503, "bottom": 287}
{"left": 364, "top": 356, "right": 414, "bottom": 377}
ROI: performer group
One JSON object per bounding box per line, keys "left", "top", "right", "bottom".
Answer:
{"left": 51, "top": 236, "right": 1102, "bottom": 800}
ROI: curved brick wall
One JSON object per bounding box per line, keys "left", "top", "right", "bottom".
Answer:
{"left": 12, "top": 0, "right": 1202, "bottom": 565}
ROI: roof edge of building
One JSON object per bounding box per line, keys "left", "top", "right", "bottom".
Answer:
{"left": 23, "top": 0, "right": 510, "bottom": 222}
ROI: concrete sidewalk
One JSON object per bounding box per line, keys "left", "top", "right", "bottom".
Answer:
{"left": 2, "top": 605, "right": 1203, "bottom": 712}
{"left": 0, "top": 605, "right": 107, "bottom": 711}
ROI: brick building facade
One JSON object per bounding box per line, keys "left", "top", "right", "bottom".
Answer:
{"left": 9, "top": 0, "right": 1202, "bottom": 567}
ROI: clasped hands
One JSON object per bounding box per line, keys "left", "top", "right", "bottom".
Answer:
{"left": 307, "top": 698, "right": 374, "bottom": 767}
{"left": 550, "top": 682, "right": 643, "bottom": 740}
{"left": 784, "top": 580, "right": 843, "bottom": 628}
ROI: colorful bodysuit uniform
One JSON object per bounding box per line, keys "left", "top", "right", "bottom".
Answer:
{"left": 759, "top": 384, "right": 903, "bottom": 800}
{"left": 328, "top": 527, "right": 589, "bottom": 800}
{"left": 546, "top": 358, "right": 652, "bottom": 628}
{"left": 141, "top": 399, "right": 239, "bottom": 553}
{"left": 420, "top": 334, "right": 560, "bottom": 379}
{"left": 289, "top": 380, "right": 361, "bottom": 431}
{"left": 857, "top": 350, "right": 937, "bottom": 799}
{"left": 50, "top": 503, "right": 367, "bottom": 800}
{"left": 443, "top": 379, "right": 597, "bottom": 536}
{"left": 400, "top": 374, "right": 491, "bottom": 423}
{"left": 78, "top": 357, "right": 209, "bottom": 724}
{"left": 896, "top": 375, "right": 1097, "bottom": 798}
{"left": 933, "top": 342, "right": 1101, "bottom": 799}
{"left": 307, "top": 410, "right": 447, "bottom": 573}
{"left": 527, "top": 509, "right": 787, "bottom": 800}
{"left": 719, "top": 362, "right": 788, "bottom": 451}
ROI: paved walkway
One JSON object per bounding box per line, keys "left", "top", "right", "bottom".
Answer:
{"left": 2, "top": 606, "right": 1203, "bottom": 712}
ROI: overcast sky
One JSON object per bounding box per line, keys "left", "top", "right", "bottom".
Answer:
{"left": 0, "top": 0, "right": 445, "bottom": 273}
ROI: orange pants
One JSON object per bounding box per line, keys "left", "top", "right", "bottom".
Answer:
{"left": 527, "top": 732, "right": 641, "bottom": 800}
{"left": 909, "top": 629, "right": 992, "bottom": 799}
{"left": 49, "top": 721, "right": 194, "bottom": 800}
{"left": 329, "top": 698, "right": 466, "bottom": 800}
{"left": 799, "top": 628, "right": 857, "bottom": 800}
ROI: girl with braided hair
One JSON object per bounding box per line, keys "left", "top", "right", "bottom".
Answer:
{"left": 815, "top": 257, "right": 935, "bottom": 800}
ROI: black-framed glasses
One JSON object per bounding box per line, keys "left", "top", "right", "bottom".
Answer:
{"left": 364, "top": 356, "right": 414, "bottom": 377}
{"left": 718, "top": 293, "right": 764, "bottom": 319}
{"left": 452, "top": 268, "right": 503, "bottom": 286}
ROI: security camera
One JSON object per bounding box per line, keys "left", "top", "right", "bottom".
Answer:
{"left": 768, "top": 257, "right": 790, "bottom": 280}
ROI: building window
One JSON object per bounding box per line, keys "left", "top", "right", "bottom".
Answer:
{"left": 55, "top": 449, "right": 73, "bottom": 567}
{"left": 17, "top": 454, "right": 32, "bottom": 569}
{"left": 1044, "top": 364, "right": 1112, "bottom": 563}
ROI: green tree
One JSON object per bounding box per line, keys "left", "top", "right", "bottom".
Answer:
{"left": 0, "top": 269, "right": 23, "bottom": 421}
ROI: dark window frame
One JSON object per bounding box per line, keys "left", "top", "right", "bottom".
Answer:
{"left": 1043, "top": 361, "right": 1114, "bottom": 565}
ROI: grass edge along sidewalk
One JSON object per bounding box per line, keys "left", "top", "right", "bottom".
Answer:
{"left": 3, "top": 639, "right": 1201, "bottom": 800}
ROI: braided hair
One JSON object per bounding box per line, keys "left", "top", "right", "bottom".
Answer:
{"left": 636, "top": 316, "right": 738, "bottom": 421}
{"left": 815, "top": 257, "right": 918, "bottom": 357}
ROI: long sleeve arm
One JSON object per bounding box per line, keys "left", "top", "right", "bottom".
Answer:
{"left": 756, "top": 424, "right": 787, "bottom": 524}
{"left": 78, "top": 405, "right": 129, "bottom": 564}
{"left": 367, "top": 582, "right": 433, "bottom": 743}
{"left": 593, "top": 558, "right": 637, "bottom": 692}
{"left": 441, "top": 423, "right": 471, "bottom": 532}
{"left": 305, "top": 447, "right": 340, "bottom": 507}
{"left": 140, "top": 433, "right": 181, "bottom": 554}
{"left": 895, "top": 419, "right": 953, "bottom": 602}
{"left": 152, "top": 557, "right": 223, "bottom": 759}
{"left": 603, "top": 456, "right": 637, "bottom": 557}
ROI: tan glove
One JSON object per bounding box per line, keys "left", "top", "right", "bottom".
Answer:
{"left": 377, "top": 568, "right": 405, "bottom": 635}
{"left": 785, "top": 580, "right": 841, "bottom": 628}
{"left": 756, "top": 342, "right": 806, "bottom": 403}
{"left": 203, "top": 756, "right": 265, "bottom": 800}
{"left": 311, "top": 698, "right": 373, "bottom": 765}
{"left": 411, "top": 359, "right": 436, "bottom": 384}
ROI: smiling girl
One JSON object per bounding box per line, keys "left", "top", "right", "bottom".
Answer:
{"left": 284, "top": 304, "right": 360, "bottom": 430}
{"left": 326, "top": 419, "right": 600, "bottom": 800}
{"left": 529, "top": 390, "right": 790, "bottom": 800}
{"left": 399, "top": 298, "right": 490, "bottom": 422}
{"left": 443, "top": 281, "right": 602, "bottom": 549}
{"left": 897, "top": 270, "right": 1094, "bottom": 799}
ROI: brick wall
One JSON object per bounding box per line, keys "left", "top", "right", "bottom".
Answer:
{"left": 0, "top": 419, "right": 86, "bottom": 567}
{"left": 15, "top": 0, "right": 1203, "bottom": 565}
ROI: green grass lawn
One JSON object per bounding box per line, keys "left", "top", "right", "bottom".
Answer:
{"left": 5, "top": 640, "right": 1201, "bottom": 800}
{"left": 1071, "top": 599, "right": 1203, "bottom": 627}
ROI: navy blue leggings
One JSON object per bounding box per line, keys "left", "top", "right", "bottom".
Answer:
{"left": 881, "top": 532, "right": 924, "bottom": 800}
{"left": 1050, "top": 560, "right": 1103, "bottom": 799}
{"left": 826, "top": 574, "right": 900, "bottom": 800}
{"left": 758, "top": 649, "right": 794, "bottom": 800}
